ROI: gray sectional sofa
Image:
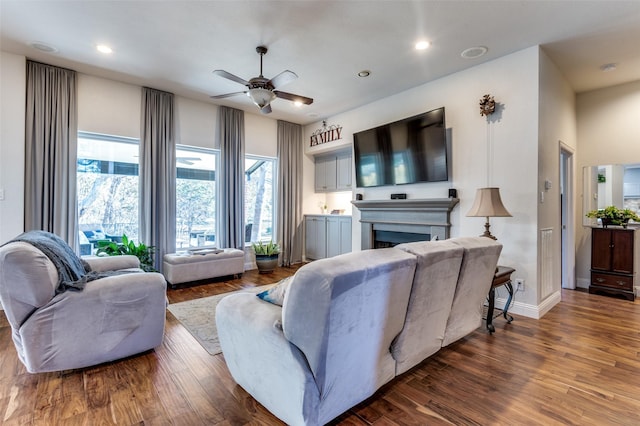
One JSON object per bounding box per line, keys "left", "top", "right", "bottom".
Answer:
{"left": 216, "top": 237, "right": 502, "bottom": 425}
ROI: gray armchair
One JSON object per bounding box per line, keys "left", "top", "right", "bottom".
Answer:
{"left": 0, "top": 236, "right": 167, "bottom": 373}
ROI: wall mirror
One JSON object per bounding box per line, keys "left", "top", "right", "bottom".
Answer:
{"left": 582, "top": 163, "right": 640, "bottom": 226}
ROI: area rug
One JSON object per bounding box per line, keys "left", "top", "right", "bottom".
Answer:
{"left": 167, "top": 285, "right": 272, "bottom": 355}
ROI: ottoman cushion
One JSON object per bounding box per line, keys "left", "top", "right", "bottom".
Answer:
{"left": 163, "top": 248, "right": 244, "bottom": 285}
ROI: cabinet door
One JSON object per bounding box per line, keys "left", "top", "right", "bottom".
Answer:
{"left": 336, "top": 153, "right": 352, "bottom": 191}
{"left": 611, "top": 229, "right": 634, "bottom": 274}
{"left": 326, "top": 217, "right": 341, "bottom": 258}
{"left": 315, "top": 156, "right": 337, "bottom": 192}
{"left": 339, "top": 217, "right": 352, "bottom": 254}
{"left": 327, "top": 217, "right": 352, "bottom": 257}
{"left": 591, "top": 228, "right": 612, "bottom": 271}
{"left": 305, "top": 216, "right": 327, "bottom": 260}
{"left": 315, "top": 158, "right": 327, "bottom": 192}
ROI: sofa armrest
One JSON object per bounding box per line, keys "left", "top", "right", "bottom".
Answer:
{"left": 216, "top": 292, "right": 320, "bottom": 425}
{"left": 84, "top": 255, "right": 140, "bottom": 272}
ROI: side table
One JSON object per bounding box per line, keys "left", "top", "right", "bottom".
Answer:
{"left": 487, "top": 266, "right": 515, "bottom": 334}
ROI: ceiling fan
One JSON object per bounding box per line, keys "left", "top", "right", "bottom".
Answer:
{"left": 211, "top": 46, "right": 313, "bottom": 114}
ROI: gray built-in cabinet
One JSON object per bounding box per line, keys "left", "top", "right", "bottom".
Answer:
{"left": 305, "top": 215, "right": 352, "bottom": 260}
{"left": 314, "top": 149, "right": 352, "bottom": 192}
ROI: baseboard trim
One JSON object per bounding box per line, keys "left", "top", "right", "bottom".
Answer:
{"left": 495, "top": 290, "right": 561, "bottom": 320}
{"left": 576, "top": 277, "right": 590, "bottom": 289}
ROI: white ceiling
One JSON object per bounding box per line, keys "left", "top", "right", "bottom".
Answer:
{"left": 2, "top": 0, "right": 640, "bottom": 125}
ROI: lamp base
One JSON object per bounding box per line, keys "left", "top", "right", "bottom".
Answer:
{"left": 480, "top": 217, "right": 497, "bottom": 240}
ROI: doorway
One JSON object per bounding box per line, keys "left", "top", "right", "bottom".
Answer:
{"left": 560, "top": 142, "right": 576, "bottom": 289}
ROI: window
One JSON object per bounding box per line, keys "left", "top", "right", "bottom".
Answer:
{"left": 77, "top": 132, "right": 139, "bottom": 254}
{"left": 245, "top": 155, "right": 276, "bottom": 244}
{"left": 175, "top": 145, "right": 218, "bottom": 249}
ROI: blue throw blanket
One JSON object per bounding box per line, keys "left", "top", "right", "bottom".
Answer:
{"left": 5, "top": 230, "right": 133, "bottom": 294}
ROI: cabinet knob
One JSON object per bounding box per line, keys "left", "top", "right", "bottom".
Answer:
{"left": 596, "top": 277, "right": 605, "bottom": 283}
{"left": 616, "top": 281, "right": 626, "bottom": 286}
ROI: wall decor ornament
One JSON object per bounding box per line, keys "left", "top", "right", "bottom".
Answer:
{"left": 310, "top": 120, "right": 343, "bottom": 147}
{"left": 479, "top": 94, "right": 496, "bottom": 117}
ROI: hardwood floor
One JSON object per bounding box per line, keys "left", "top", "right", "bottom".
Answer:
{"left": 1, "top": 268, "right": 639, "bottom": 425}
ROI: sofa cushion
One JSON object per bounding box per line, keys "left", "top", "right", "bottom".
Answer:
{"left": 256, "top": 276, "right": 293, "bottom": 306}
{"left": 391, "top": 240, "right": 464, "bottom": 374}
{"left": 282, "top": 248, "right": 417, "bottom": 425}
{"left": 442, "top": 237, "right": 503, "bottom": 346}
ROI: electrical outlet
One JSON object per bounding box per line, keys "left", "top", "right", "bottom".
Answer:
{"left": 514, "top": 278, "right": 524, "bottom": 291}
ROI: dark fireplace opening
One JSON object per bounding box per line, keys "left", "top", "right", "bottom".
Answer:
{"left": 374, "top": 230, "right": 430, "bottom": 249}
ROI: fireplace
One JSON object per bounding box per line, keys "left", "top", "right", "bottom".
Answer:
{"left": 374, "top": 230, "right": 431, "bottom": 248}
{"left": 352, "top": 198, "right": 459, "bottom": 250}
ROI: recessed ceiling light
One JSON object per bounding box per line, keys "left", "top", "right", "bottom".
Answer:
{"left": 415, "top": 40, "right": 431, "bottom": 50}
{"left": 600, "top": 63, "right": 617, "bottom": 72}
{"left": 307, "top": 112, "right": 319, "bottom": 118}
{"left": 461, "top": 46, "right": 488, "bottom": 59}
{"left": 294, "top": 101, "right": 303, "bottom": 107}
{"left": 97, "top": 44, "right": 113, "bottom": 54}
{"left": 358, "top": 70, "right": 371, "bottom": 78}
{"left": 29, "top": 41, "right": 58, "bottom": 53}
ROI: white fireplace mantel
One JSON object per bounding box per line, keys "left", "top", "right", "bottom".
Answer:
{"left": 351, "top": 198, "right": 459, "bottom": 249}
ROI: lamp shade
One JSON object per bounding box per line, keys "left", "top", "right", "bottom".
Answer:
{"left": 467, "top": 187, "right": 512, "bottom": 217}
{"left": 247, "top": 88, "right": 276, "bottom": 108}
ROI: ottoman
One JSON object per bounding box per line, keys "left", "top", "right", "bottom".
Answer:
{"left": 163, "top": 248, "right": 245, "bottom": 287}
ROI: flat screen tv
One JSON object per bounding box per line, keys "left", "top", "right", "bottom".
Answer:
{"left": 353, "top": 107, "right": 448, "bottom": 188}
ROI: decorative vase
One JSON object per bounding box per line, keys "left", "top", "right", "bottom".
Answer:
{"left": 601, "top": 218, "right": 612, "bottom": 228}
{"left": 255, "top": 254, "right": 278, "bottom": 274}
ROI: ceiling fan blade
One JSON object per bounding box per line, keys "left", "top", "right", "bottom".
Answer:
{"left": 260, "top": 104, "right": 272, "bottom": 114}
{"left": 274, "top": 90, "right": 313, "bottom": 105}
{"left": 212, "top": 70, "right": 249, "bottom": 86}
{"left": 210, "top": 91, "right": 247, "bottom": 99}
{"left": 268, "top": 70, "right": 298, "bottom": 89}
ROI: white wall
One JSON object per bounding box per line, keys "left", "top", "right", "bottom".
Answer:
{"left": 576, "top": 80, "right": 640, "bottom": 287}
{"left": 537, "top": 48, "right": 578, "bottom": 312}
{"left": 78, "top": 74, "right": 141, "bottom": 138}
{"left": 245, "top": 114, "right": 278, "bottom": 157}
{"left": 0, "top": 52, "right": 26, "bottom": 243}
{"left": 303, "top": 47, "right": 544, "bottom": 315}
{"left": 176, "top": 96, "right": 217, "bottom": 149}
{"left": 79, "top": 75, "right": 277, "bottom": 156}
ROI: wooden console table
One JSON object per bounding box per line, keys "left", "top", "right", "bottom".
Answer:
{"left": 486, "top": 266, "right": 515, "bottom": 334}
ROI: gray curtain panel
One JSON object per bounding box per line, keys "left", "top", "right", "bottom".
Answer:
{"left": 277, "top": 120, "right": 303, "bottom": 266}
{"left": 140, "top": 87, "right": 176, "bottom": 272}
{"left": 217, "top": 106, "right": 245, "bottom": 249}
{"left": 25, "top": 61, "right": 79, "bottom": 251}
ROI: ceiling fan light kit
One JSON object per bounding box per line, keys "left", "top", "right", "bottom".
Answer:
{"left": 247, "top": 88, "right": 276, "bottom": 109}
{"left": 211, "top": 45, "right": 313, "bottom": 114}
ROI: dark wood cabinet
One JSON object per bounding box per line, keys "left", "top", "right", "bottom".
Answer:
{"left": 589, "top": 227, "right": 637, "bottom": 301}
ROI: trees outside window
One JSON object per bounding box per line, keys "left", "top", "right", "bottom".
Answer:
{"left": 245, "top": 156, "right": 275, "bottom": 244}
{"left": 175, "top": 145, "right": 217, "bottom": 249}
{"left": 78, "top": 136, "right": 274, "bottom": 252}
{"left": 77, "top": 133, "right": 139, "bottom": 253}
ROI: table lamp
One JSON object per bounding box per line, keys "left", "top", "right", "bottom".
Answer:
{"left": 466, "top": 187, "right": 512, "bottom": 240}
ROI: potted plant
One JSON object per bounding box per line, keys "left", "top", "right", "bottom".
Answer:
{"left": 252, "top": 240, "right": 280, "bottom": 274}
{"left": 96, "top": 233, "right": 157, "bottom": 272}
{"left": 586, "top": 206, "right": 640, "bottom": 228}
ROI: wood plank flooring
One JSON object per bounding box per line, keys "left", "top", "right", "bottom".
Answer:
{"left": 1, "top": 266, "right": 639, "bottom": 425}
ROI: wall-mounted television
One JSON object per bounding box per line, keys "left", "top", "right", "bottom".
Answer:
{"left": 353, "top": 107, "right": 448, "bottom": 188}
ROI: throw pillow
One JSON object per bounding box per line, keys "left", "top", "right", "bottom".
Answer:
{"left": 257, "top": 276, "right": 293, "bottom": 306}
